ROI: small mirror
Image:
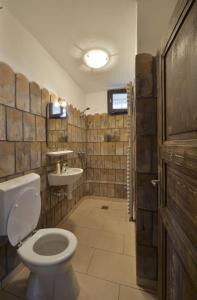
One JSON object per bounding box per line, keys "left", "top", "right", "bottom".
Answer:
{"left": 48, "top": 102, "right": 67, "bottom": 119}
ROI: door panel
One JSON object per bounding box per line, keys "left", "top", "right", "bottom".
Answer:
{"left": 165, "top": 1, "right": 197, "bottom": 138}
{"left": 158, "top": 0, "right": 197, "bottom": 299}
{"left": 166, "top": 235, "right": 196, "bottom": 300}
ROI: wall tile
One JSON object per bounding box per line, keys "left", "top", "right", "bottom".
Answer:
{"left": 16, "top": 142, "right": 30, "bottom": 172}
{"left": 7, "top": 107, "right": 23, "bottom": 141}
{"left": 0, "top": 105, "right": 6, "bottom": 140}
{"left": 137, "top": 99, "right": 156, "bottom": 135}
{"left": 101, "top": 142, "right": 108, "bottom": 155}
{"left": 36, "top": 116, "right": 46, "bottom": 141}
{"left": 136, "top": 54, "right": 154, "bottom": 98}
{"left": 100, "top": 114, "right": 108, "bottom": 129}
{"left": 116, "top": 142, "right": 124, "bottom": 155}
{"left": 115, "top": 115, "right": 124, "bottom": 128}
{"left": 55, "top": 119, "right": 62, "bottom": 130}
{"left": 0, "top": 73, "right": 86, "bottom": 281}
{"left": 41, "top": 142, "right": 48, "bottom": 167}
{"left": 120, "top": 128, "right": 128, "bottom": 142}
{"left": 108, "top": 142, "right": 116, "bottom": 155}
{"left": 41, "top": 88, "right": 50, "bottom": 117}
{"left": 93, "top": 142, "right": 101, "bottom": 155}
{"left": 108, "top": 116, "right": 116, "bottom": 128}
{"left": 50, "top": 93, "right": 58, "bottom": 103}
{"left": 23, "top": 112, "right": 36, "bottom": 141}
{"left": 0, "top": 62, "right": 15, "bottom": 107}
{"left": 30, "top": 82, "right": 41, "bottom": 115}
{"left": 30, "top": 142, "right": 41, "bottom": 169}
{"left": 16, "top": 73, "right": 30, "bottom": 112}
{"left": 0, "top": 142, "right": 15, "bottom": 177}
{"left": 87, "top": 114, "right": 128, "bottom": 198}
{"left": 123, "top": 115, "right": 128, "bottom": 128}
{"left": 137, "top": 136, "right": 152, "bottom": 173}
{"left": 116, "top": 170, "right": 124, "bottom": 183}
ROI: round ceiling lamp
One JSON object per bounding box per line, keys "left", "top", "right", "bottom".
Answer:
{"left": 83, "top": 49, "right": 109, "bottom": 69}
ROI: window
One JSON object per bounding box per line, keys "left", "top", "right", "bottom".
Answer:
{"left": 108, "top": 89, "right": 128, "bottom": 114}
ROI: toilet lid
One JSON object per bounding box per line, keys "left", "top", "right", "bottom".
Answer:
{"left": 7, "top": 187, "right": 41, "bottom": 246}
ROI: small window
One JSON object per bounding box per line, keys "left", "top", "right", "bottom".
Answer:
{"left": 108, "top": 89, "right": 128, "bottom": 114}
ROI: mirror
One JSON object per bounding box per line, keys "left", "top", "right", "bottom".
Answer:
{"left": 48, "top": 102, "right": 67, "bottom": 119}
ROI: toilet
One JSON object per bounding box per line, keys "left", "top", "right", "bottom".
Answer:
{"left": 0, "top": 173, "right": 79, "bottom": 300}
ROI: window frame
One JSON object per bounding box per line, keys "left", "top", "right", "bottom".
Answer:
{"left": 107, "top": 88, "right": 128, "bottom": 115}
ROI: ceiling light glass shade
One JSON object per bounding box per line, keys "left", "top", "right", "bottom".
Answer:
{"left": 84, "top": 49, "right": 109, "bottom": 69}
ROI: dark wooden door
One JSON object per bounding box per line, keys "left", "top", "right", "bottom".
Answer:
{"left": 158, "top": 0, "right": 197, "bottom": 299}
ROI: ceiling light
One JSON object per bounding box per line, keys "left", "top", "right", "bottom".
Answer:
{"left": 84, "top": 49, "right": 109, "bottom": 69}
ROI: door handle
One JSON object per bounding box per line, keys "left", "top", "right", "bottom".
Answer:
{"left": 151, "top": 179, "right": 160, "bottom": 187}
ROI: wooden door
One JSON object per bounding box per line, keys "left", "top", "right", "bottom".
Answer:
{"left": 158, "top": 0, "right": 197, "bottom": 299}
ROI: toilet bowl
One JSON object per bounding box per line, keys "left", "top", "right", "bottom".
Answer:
{"left": 0, "top": 173, "right": 79, "bottom": 300}
{"left": 18, "top": 228, "right": 79, "bottom": 300}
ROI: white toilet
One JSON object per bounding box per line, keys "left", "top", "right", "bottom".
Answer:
{"left": 0, "top": 173, "right": 79, "bottom": 300}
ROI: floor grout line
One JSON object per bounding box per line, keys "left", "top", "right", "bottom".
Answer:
{"left": 64, "top": 220, "right": 134, "bottom": 239}
{"left": 117, "top": 284, "right": 120, "bottom": 300}
{"left": 75, "top": 270, "right": 141, "bottom": 291}
{"left": 86, "top": 247, "right": 96, "bottom": 274}
{"left": 77, "top": 241, "right": 136, "bottom": 258}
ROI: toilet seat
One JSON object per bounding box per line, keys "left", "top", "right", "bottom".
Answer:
{"left": 17, "top": 228, "right": 77, "bottom": 266}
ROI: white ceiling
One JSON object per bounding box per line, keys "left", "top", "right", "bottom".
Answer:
{"left": 3, "top": 0, "right": 137, "bottom": 93}
{"left": 3, "top": 0, "right": 177, "bottom": 93}
{"left": 137, "top": 0, "right": 178, "bottom": 54}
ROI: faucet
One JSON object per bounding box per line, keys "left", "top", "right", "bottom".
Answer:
{"left": 62, "top": 161, "right": 69, "bottom": 173}
{"left": 56, "top": 161, "right": 61, "bottom": 174}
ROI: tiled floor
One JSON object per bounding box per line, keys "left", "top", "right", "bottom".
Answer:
{"left": 1, "top": 196, "right": 157, "bottom": 300}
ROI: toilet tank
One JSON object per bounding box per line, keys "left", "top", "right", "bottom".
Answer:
{"left": 0, "top": 173, "right": 40, "bottom": 236}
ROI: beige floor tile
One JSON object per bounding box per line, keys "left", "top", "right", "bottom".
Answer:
{"left": 88, "top": 249, "right": 137, "bottom": 287}
{"left": 67, "top": 211, "right": 105, "bottom": 230}
{"left": 119, "top": 285, "right": 157, "bottom": 300}
{"left": 70, "top": 204, "right": 93, "bottom": 217}
{"left": 90, "top": 207, "right": 127, "bottom": 222}
{"left": 79, "top": 198, "right": 112, "bottom": 209}
{"left": 59, "top": 223, "right": 124, "bottom": 254}
{"left": 0, "top": 290, "right": 22, "bottom": 300}
{"left": 76, "top": 272, "right": 119, "bottom": 300}
{"left": 124, "top": 233, "right": 136, "bottom": 256}
{"left": 2, "top": 196, "right": 137, "bottom": 300}
{"left": 73, "top": 244, "right": 95, "bottom": 273}
{"left": 81, "top": 197, "right": 127, "bottom": 210}
{"left": 4, "top": 268, "right": 29, "bottom": 299}
{"left": 103, "top": 219, "right": 135, "bottom": 237}
{"left": 92, "top": 230, "right": 124, "bottom": 254}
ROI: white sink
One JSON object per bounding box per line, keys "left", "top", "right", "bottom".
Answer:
{"left": 47, "top": 150, "right": 73, "bottom": 157}
{"left": 48, "top": 168, "right": 83, "bottom": 186}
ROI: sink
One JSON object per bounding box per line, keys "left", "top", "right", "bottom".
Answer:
{"left": 48, "top": 168, "right": 83, "bottom": 186}
{"left": 47, "top": 150, "right": 73, "bottom": 157}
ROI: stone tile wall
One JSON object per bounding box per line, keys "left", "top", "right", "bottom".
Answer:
{"left": 0, "top": 62, "right": 86, "bottom": 280}
{"left": 135, "top": 54, "right": 158, "bottom": 290}
{"left": 86, "top": 114, "right": 128, "bottom": 198}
